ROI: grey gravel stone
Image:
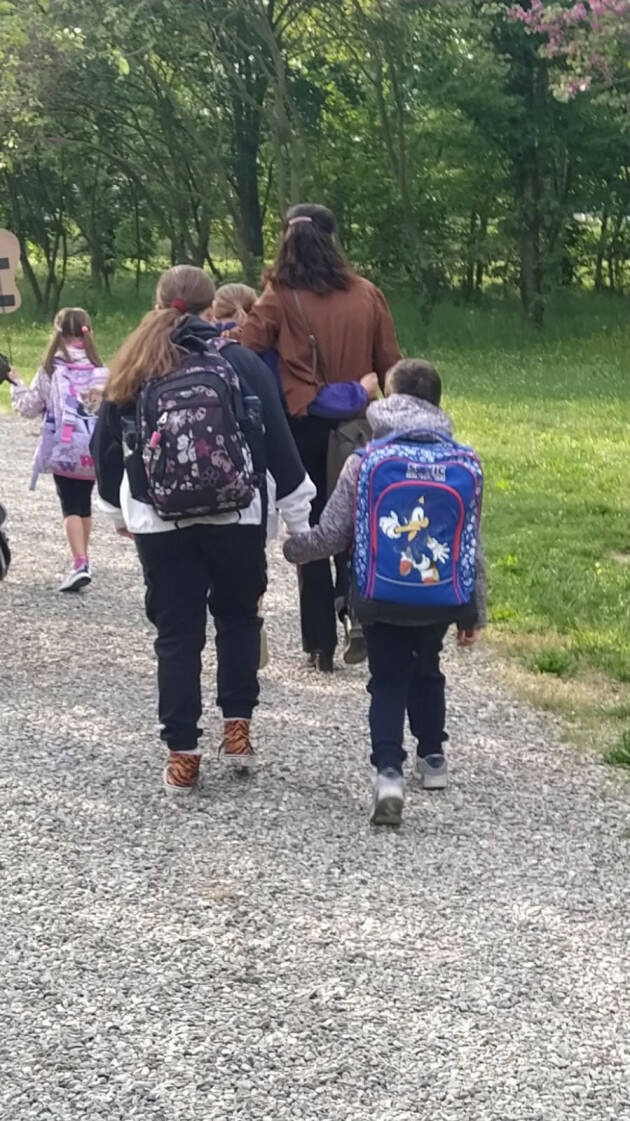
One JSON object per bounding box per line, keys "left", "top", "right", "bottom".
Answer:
{"left": 1, "top": 414, "right": 629, "bottom": 1121}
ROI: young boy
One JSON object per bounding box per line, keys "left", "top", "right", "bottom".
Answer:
{"left": 283, "top": 358, "right": 486, "bottom": 826}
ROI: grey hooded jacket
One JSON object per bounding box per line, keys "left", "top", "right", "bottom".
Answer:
{"left": 284, "top": 394, "right": 487, "bottom": 627}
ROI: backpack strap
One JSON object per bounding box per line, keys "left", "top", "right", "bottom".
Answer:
{"left": 292, "top": 291, "right": 328, "bottom": 386}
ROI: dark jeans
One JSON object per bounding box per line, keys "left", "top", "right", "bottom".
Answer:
{"left": 290, "top": 415, "right": 348, "bottom": 655}
{"left": 365, "top": 622, "right": 449, "bottom": 773}
{"left": 135, "top": 524, "right": 267, "bottom": 751}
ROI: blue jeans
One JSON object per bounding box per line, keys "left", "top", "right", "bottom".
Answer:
{"left": 365, "top": 622, "right": 448, "bottom": 773}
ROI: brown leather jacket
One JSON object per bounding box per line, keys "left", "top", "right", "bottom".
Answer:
{"left": 239, "top": 276, "right": 401, "bottom": 416}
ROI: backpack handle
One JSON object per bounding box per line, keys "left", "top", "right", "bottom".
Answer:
{"left": 357, "top": 428, "right": 456, "bottom": 456}
{"left": 389, "top": 428, "right": 455, "bottom": 445}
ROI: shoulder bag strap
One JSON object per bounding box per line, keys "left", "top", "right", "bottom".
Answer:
{"left": 292, "top": 290, "right": 328, "bottom": 386}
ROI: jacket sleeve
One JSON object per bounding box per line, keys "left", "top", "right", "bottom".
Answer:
{"left": 223, "top": 343, "right": 315, "bottom": 534}
{"left": 90, "top": 400, "right": 125, "bottom": 524}
{"left": 308, "top": 381, "right": 369, "bottom": 421}
{"left": 10, "top": 368, "right": 51, "bottom": 418}
{"left": 371, "top": 286, "right": 402, "bottom": 383}
{"left": 283, "top": 455, "right": 359, "bottom": 564}
{"left": 239, "top": 285, "right": 282, "bottom": 354}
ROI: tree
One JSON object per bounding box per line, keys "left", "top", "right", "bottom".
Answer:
{"left": 510, "top": 0, "right": 630, "bottom": 102}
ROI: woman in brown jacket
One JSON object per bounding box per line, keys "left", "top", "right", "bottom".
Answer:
{"left": 240, "top": 202, "right": 401, "bottom": 671}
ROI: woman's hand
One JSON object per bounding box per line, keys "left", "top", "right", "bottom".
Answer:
{"left": 360, "top": 372, "right": 380, "bottom": 400}
{"left": 116, "top": 527, "right": 133, "bottom": 539}
{"left": 457, "top": 627, "right": 480, "bottom": 648}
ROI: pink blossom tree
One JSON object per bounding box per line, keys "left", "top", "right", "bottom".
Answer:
{"left": 509, "top": 1, "right": 630, "bottom": 101}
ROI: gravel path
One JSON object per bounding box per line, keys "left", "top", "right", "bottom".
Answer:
{"left": 1, "top": 414, "right": 629, "bottom": 1121}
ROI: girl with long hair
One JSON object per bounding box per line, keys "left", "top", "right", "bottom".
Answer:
{"left": 8, "top": 307, "right": 106, "bottom": 591}
{"left": 239, "top": 203, "right": 401, "bottom": 671}
{"left": 91, "top": 265, "right": 315, "bottom": 795}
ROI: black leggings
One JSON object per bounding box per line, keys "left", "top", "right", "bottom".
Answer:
{"left": 53, "top": 474, "right": 94, "bottom": 519}
{"left": 289, "top": 416, "right": 348, "bottom": 655}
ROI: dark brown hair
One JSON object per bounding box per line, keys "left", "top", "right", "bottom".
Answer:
{"left": 43, "top": 308, "right": 103, "bottom": 375}
{"left": 385, "top": 358, "right": 442, "bottom": 406}
{"left": 106, "top": 265, "right": 215, "bottom": 405}
{"left": 266, "top": 203, "right": 353, "bottom": 294}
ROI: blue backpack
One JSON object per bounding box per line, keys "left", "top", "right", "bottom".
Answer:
{"left": 353, "top": 431, "right": 483, "bottom": 626}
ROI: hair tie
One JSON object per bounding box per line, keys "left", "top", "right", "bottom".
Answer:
{"left": 288, "top": 216, "right": 313, "bottom": 227}
{"left": 81, "top": 324, "right": 90, "bottom": 335}
{"left": 170, "top": 298, "right": 188, "bottom": 312}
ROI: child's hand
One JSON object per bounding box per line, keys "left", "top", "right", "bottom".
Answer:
{"left": 456, "top": 627, "right": 479, "bottom": 648}
{"left": 360, "top": 372, "right": 380, "bottom": 400}
{"left": 116, "top": 527, "right": 133, "bottom": 539}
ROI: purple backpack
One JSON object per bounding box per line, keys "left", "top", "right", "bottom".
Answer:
{"left": 45, "top": 359, "right": 107, "bottom": 480}
{"left": 136, "top": 340, "right": 260, "bottom": 520}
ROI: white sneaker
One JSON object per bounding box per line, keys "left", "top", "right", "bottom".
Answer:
{"left": 370, "top": 768, "right": 404, "bottom": 826}
{"left": 417, "top": 754, "right": 448, "bottom": 790}
{"left": 59, "top": 564, "right": 91, "bottom": 593}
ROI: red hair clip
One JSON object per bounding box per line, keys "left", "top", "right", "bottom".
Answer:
{"left": 170, "top": 298, "right": 188, "bottom": 312}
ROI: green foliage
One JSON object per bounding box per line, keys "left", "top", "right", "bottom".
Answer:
{"left": 0, "top": 0, "right": 629, "bottom": 318}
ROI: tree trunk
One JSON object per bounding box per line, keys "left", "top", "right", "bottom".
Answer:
{"left": 518, "top": 153, "right": 544, "bottom": 327}
{"left": 595, "top": 205, "right": 609, "bottom": 291}
{"left": 462, "top": 211, "right": 477, "bottom": 299}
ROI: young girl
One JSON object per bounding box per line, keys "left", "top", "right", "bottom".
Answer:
{"left": 91, "top": 265, "right": 315, "bottom": 796}
{"left": 213, "top": 282, "right": 258, "bottom": 328}
{"left": 8, "top": 308, "right": 107, "bottom": 592}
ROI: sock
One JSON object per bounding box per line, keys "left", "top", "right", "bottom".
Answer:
{"left": 73, "top": 554, "right": 87, "bottom": 570}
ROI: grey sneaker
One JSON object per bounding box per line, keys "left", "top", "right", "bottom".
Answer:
{"left": 417, "top": 753, "right": 448, "bottom": 790}
{"left": 370, "top": 768, "right": 404, "bottom": 826}
{"left": 59, "top": 564, "right": 91, "bottom": 593}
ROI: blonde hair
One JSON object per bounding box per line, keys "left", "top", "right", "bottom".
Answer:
{"left": 213, "top": 282, "right": 257, "bottom": 326}
{"left": 43, "top": 308, "right": 103, "bottom": 375}
{"left": 106, "top": 265, "right": 215, "bottom": 405}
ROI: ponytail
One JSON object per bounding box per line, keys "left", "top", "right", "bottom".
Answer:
{"left": 42, "top": 307, "right": 104, "bottom": 375}
{"left": 106, "top": 307, "right": 183, "bottom": 405}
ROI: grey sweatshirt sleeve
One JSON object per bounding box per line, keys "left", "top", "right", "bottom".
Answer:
{"left": 283, "top": 455, "right": 360, "bottom": 565}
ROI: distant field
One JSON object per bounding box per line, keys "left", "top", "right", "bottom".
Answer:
{"left": 2, "top": 278, "right": 629, "bottom": 754}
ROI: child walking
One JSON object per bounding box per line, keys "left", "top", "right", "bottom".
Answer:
{"left": 8, "top": 308, "right": 107, "bottom": 592}
{"left": 91, "top": 265, "right": 315, "bottom": 795}
{"left": 284, "top": 358, "right": 487, "bottom": 826}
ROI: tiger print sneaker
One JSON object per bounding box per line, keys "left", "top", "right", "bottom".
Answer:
{"left": 163, "top": 750, "right": 201, "bottom": 796}
{"left": 220, "top": 718, "right": 256, "bottom": 770}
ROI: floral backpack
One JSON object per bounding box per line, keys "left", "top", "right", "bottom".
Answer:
{"left": 133, "top": 338, "right": 263, "bottom": 520}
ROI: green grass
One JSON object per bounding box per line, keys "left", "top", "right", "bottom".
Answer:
{"left": 2, "top": 276, "right": 629, "bottom": 725}
{"left": 604, "top": 730, "right": 630, "bottom": 768}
